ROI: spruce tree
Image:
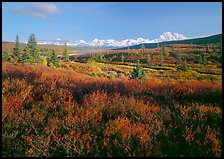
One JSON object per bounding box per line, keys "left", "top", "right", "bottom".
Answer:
{"left": 52, "top": 49, "right": 60, "bottom": 67}
{"left": 198, "top": 54, "right": 203, "bottom": 64}
{"left": 171, "top": 46, "right": 175, "bottom": 52}
{"left": 177, "top": 53, "right": 182, "bottom": 68}
{"left": 182, "top": 57, "right": 188, "bottom": 71}
{"left": 121, "top": 54, "right": 124, "bottom": 63}
{"left": 63, "top": 43, "right": 69, "bottom": 62}
{"left": 13, "top": 35, "right": 21, "bottom": 61}
{"left": 27, "top": 34, "right": 37, "bottom": 53}
{"left": 141, "top": 44, "right": 145, "bottom": 53}
{"left": 47, "top": 49, "right": 60, "bottom": 67}
{"left": 15, "top": 35, "right": 20, "bottom": 48}
{"left": 96, "top": 53, "right": 103, "bottom": 62}
{"left": 2, "top": 49, "right": 11, "bottom": 61}
{"left": 160, "top": 50, "right": 164, "bottom": 66}
{"left": 21, "top": 48, "right": 33, "bottom": 63}
{"left": 190, "top": 43, "right": 193, "bottom": 49}
{"left": 147, "top": 54, "right": 151, "bottom": 66}
{"left": 130, "top": 63, "right": 147, "bottom": 82}
{"left": 26, "top": 33, "right": 41, "bottom": 63}
{"left": 212, "top": 45, "right": 217, "bottom": 55}
{"left": 105, "top": 50, "right": 110, "bottom": 59}
{"left": 206, "top": 44, "right": 210, "bottom": 54}
{"left": 161, "top": 45, "right": 168, "bottom": 56}
{"left": 202, "top": 55, "right": 207, "bottom": 65}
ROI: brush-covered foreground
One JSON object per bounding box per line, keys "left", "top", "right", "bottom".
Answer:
{"left": 2, "top": 61, "right": 222, "bottom": 157}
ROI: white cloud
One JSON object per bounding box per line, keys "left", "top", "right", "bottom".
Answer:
{"left": 11, "top": 2, "right": 60, "bottom": 18}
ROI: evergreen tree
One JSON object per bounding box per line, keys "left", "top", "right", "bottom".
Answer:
{"left": 47, "top": 52, "right": 52, "bottom": 66}
{"left": 27, "top": 34, "right": 37, "bottom": 55}
{"left": 177, "top": 56, "right": 188, "bottom": 71}
{"left": 121, "top": 54, "right": 125, "bottom": 63}
{"left": 194, "top": 45, "right": 197, "bottom": 51}
{"left": 105, "top": 50, "right": 110, "bottom": 59}
{"left": 15, "top": 35, "right": 20, "bottom": 49}
{"left": 2, "top": 49, "right": 11, "bottom": 61}
{"left": 130, "top": 63, "right": 147, "bottom": 82}
{"left": 13, "top": 35, "right": 21, "bottom": 61}
{"left": 35, "top": 50, "right": 42, "bottom": 63}
{"left": 212, "top": 45, "right": 217, "bottom": 54}
{"left": 147, "top": 54, "right": 151, "bottom": 66}
{"left": 190, "top": 43, "right": 193, "bottom": 49}
{"left": 20, "top": 49, "right": 33, "bottom": 63}
{"left": 202, "top": 55, "right": 207, "bottom": 65}
{"left": 52, "top": 49, "right": 60, "bottom": 67}
{"left": 47, "top": 49, "right": 60, "bottom": 68}
{"left": 161, "top": 45, "right": 164, "bottom": 55}
{"left": 171, "top": 46, "right": 175, "bottom": 52}
{"left": 110, "top": 55, "right": 117, "bottom": 62}
{"left": 26, "top": 33, "right": 41, "bottom": 63}
{"left": 177, "top": 53, "right": 182, "bottom": 68}
{"left": 141, "top": 44, "right": 145, "bottom": 53}
{"left": 62, "top": 43, "right": 70, "bottom": 62}
{"left": 182, "top": 57, "right": 188, "bottom": 71}
{"left": 198, "top": 54, "right": 203, "bottom": 64}
{"left": 96, "top": 53, "right": 103, "bottom": 62}
{"left": 206, "top": 44, "right": 210, "bottom": 54}
{"left": 160, "top": 50, "right": 164, "bottom": 66}
{"left": 161, "top": 45, "right": 168, "bottom": 56}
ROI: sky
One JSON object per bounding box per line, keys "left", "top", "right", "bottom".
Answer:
{"left": 2, "top": 2, "right": 222, "bottom": 42}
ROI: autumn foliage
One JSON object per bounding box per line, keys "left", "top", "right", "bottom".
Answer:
{"left": 2, "top": 61, "right": 222, "bottom": 157}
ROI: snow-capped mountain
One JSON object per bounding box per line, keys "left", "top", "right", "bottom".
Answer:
{"left": 36, "top": 32, "right": 188, "bottom": 48}
{"left": 160, "top": 32, "right": 187, "bottom": 41}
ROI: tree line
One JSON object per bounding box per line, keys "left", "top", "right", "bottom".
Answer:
{"left": 2, "top": 34, "right": 70, "bottom": 68}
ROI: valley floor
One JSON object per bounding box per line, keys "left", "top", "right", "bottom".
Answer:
{"left": 2, "top": 61, "right": 222, "bottom": 157}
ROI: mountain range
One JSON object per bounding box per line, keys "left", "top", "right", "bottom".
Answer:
{"left": 116, "top": 33, "right": 222, "bottom": 50}
{"left": 36, "top": 32, "right": 188, "bottom": 48}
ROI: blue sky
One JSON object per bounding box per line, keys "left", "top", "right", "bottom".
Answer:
{"left": 2, "top": 2, "right": 222, "bottom": 42}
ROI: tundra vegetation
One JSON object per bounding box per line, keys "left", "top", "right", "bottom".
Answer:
{"left": 2, "top": 34, "right": 222, "bottom": 157}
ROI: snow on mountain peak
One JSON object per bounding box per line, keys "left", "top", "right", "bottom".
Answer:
{"left": 160, "top": 32, "right": 187, "bottom": 41}
{"left": 37, "top": 32, "right": 188, "bottom": 48}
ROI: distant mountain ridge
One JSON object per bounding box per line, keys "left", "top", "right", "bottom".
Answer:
{"left": 116, "top": 33, "right": 222, "bottom": 50}
{"left": 35, "top": 32, "right": 188, "bottom": 48}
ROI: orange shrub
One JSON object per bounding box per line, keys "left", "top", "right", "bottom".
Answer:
{"left": 2, "top": 62, "right": 222, "bottom": 157}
